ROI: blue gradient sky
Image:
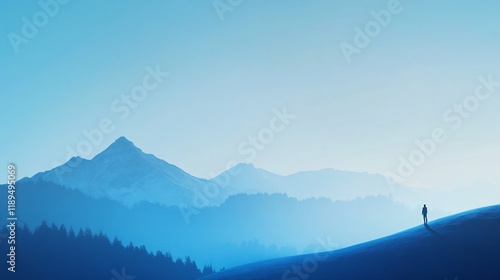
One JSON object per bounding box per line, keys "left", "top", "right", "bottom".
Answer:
{"left": 1, "top": 0, "right": 500, "bottom": 191}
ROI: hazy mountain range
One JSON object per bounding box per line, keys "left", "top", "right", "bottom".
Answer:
{"left": 4, "top": 136, "right": 488, "bottom": 269}
{"left": 1, "top": 137, "right": 430, "bottom": 268}
{"left": 32, "top": 136, "right": 416, "bottom": 208}
{"left": 1, "top": 136, "right": 497, "bottom": 277}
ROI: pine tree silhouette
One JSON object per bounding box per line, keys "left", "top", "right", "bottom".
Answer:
{"left": 0, "top": 223, "right": 214, "bottom": 280}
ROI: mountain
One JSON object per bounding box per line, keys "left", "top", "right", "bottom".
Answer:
{"left": 30, "top": 136, "right": 418, "bottom": 208}
{"left": 12, "top": 135, "right": 454, "bottom": 269}
{"left": 214, "top": 163, "right": 416, "bottom": 203}
{"left": 200, "top": 204, "right": 500, "bottom": 280}
{"left": 33, "top": 136, "right": 230, "bottom": 207}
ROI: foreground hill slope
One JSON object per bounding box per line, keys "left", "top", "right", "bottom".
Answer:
{"left": 200, "top": 204, "right": 500, "bottom": 280}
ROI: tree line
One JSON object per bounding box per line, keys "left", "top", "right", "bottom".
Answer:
{"left": 0, "top": 221, "right": 214, "bottom": 280}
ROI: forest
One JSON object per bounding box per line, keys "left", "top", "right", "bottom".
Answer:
{"left": 0, "top": 222, "right": 214, "bottom": 280}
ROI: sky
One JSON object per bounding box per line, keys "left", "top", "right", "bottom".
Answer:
{"left": 1, "top": 0, "right": 500, "bottom": 192}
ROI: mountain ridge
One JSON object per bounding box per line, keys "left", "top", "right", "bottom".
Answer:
{"left": 30, "top": 136, "right": 413, "bottom": 208}
{"left": 33, "top": 136, "right": 228, "bottom": 207}
{"left": 217, "top": 162, "right": 405, "bottom": 202}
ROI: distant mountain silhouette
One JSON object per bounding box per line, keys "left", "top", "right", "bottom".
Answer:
{"left": 31, "top": 136, "right": 420, "bottom": 208}
{"left": 215, "top": 163, "right": 402, "bottom": 201}
{"left": 200, "top": 205, "right": 500, "bottom": 280}
{"left": 33, "top": 137, "right": 231, "bottom": 207}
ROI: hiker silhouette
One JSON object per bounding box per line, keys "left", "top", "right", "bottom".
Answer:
{"left": 422, "top": 204, "right": 428, "bottom": 224}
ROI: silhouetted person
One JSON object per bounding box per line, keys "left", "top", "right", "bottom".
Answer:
{"left": 422, "top": 204, "right": 428, "bottom": 224}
